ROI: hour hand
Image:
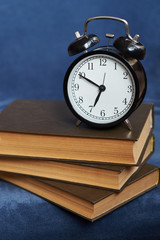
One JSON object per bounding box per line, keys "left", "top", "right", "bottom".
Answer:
{"left": 78, "top": 74, "right": 100, "bottom": 88}
{"left": 89, "top": 85, "right": 106, "bottom": 109}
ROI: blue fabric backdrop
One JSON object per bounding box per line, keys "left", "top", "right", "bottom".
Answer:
{"left": 0, "top": 0, "right": 160, "bottom": 239}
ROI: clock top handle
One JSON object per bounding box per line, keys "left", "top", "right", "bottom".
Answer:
{"left": 83, "top": 16, "right": 146, "bottom": 60}
{"left": 83, "top": 16, "right": 134, "bottom": 41}
{"left": 68, "top": 15, "right": 146, "bottom": 59}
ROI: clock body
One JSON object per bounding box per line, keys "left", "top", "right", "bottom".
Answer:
{"left": 63, "top": 48, "right": 147, "bottom": 128}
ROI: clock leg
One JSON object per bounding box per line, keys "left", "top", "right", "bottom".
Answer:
{"left": 76, "top": 118, "right": 132, "bottom": 129}
{"left": 76, "top": 119, "right": 82, "bottom": 127}
{"left": 124, "top": 119, "right": 132, "bottom": 131}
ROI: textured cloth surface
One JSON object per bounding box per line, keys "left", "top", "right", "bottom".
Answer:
{"left": 0, "top": 0, "right": 160, "bottom": 239}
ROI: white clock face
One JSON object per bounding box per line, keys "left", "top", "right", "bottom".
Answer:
{"left": 66, "top": 52, "right": 136, "bottom": 126}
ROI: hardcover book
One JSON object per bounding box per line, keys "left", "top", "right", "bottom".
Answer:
{"left": 0, "top": 134, "right": 153, "bottom": 190}
{"left": 0, "top": 100, "right": 153, "bottom": 165}
{"left": 0, "top": 164, "right": 159, "bottom": 222}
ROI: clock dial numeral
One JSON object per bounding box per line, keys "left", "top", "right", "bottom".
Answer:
{"left": 88, "top": 62, "right": 94, "bottom": 70}
{"left": 79, "top": 96, "right": 83, "bottom": 103}
{"left": 114, "top": 107, "right": 118, "bottom": 114}
{"left": 122, "top": 98, "right": 127, "bottom": 105}
{"left": 100, "top": 58, "right": 107, "bottom": 66}
{"left": 100, "top": 110, "right": 105, "bottom": 117}
{"left": 74, "top": 83, "right": 79, "bottom": 91}
{"left": 127, "top": 85, "right": 133, "bottom": 93}
{"left": 123, "top": 72, "right": 128, "bottom": 79}
{"left": 114, "top": 62, "right": 117, "bottom": 70}
{"left": 79, "top": 72, "right": 85, "bottom": 78}
{"left": 89, "top": 105, "right": 93, "bottom": 112}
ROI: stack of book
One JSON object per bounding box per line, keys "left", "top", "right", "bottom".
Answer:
{"left": 0, "top": 99, "right": 159, "bottom": 221}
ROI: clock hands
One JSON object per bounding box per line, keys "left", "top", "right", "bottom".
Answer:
{"left": 102, "top": 72, "right": 106, "bottom": 85}
{"left": 89, "top": 73, "right": 106, "bottom": 111}
{"left": 92, "top": 84, "right": 106, "bottom": 107}
{"left": 78, "top": 74, "right": 100, "bottom": 88}
{"left": 78, "top": 72, "right": 106, "bottom": 111}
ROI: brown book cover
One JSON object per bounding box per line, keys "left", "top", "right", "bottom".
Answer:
{"left": 0, "top": 100, "right": 153, "bottom": 164}
{"left": 0, "top": 134, "right": 154, "bottom": 190}
{"left": 0, "top": 163, "right": 159, "bottom": 222}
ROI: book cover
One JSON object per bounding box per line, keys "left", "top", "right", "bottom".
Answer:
{"left": 0, "top": 134, "right": 154, "bottom": 190}
{"left": 0, "top": 163, "right": 159, "bottom": 222}
{"left": 0, "top": 100, "right": 153, "bottom": 164}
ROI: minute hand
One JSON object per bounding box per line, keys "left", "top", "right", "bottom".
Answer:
{"left": 78, "top": 74, "right": 100, "bottom": 88}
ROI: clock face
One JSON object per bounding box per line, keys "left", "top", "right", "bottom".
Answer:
{"left": 64, "top": 51, "right": 138, "bottom": 127}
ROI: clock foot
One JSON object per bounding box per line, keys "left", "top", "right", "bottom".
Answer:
{"left": 76, "top": 119, "right": 82, "bottom": 127}
{"left": 124, "top": 119, "right": 132, "bottom": 131}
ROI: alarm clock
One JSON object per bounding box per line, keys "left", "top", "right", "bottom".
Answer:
{"left": 63, "top": 16, "right": 147, "bottom": 129}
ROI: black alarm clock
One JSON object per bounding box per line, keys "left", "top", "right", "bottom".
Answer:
{"left": 63, "top": 16, "right": 147, "bottom": 129}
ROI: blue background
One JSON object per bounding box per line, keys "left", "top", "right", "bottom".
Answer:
{"left": 0, "top": 0, "right": 159, "bottom": 107}
{"left": 0, "top": 0, "right": 160, "bottom": 239}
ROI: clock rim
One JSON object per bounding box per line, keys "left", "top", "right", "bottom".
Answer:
{"left": 63, "top": 50, "right": 140, "bottom": 128}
